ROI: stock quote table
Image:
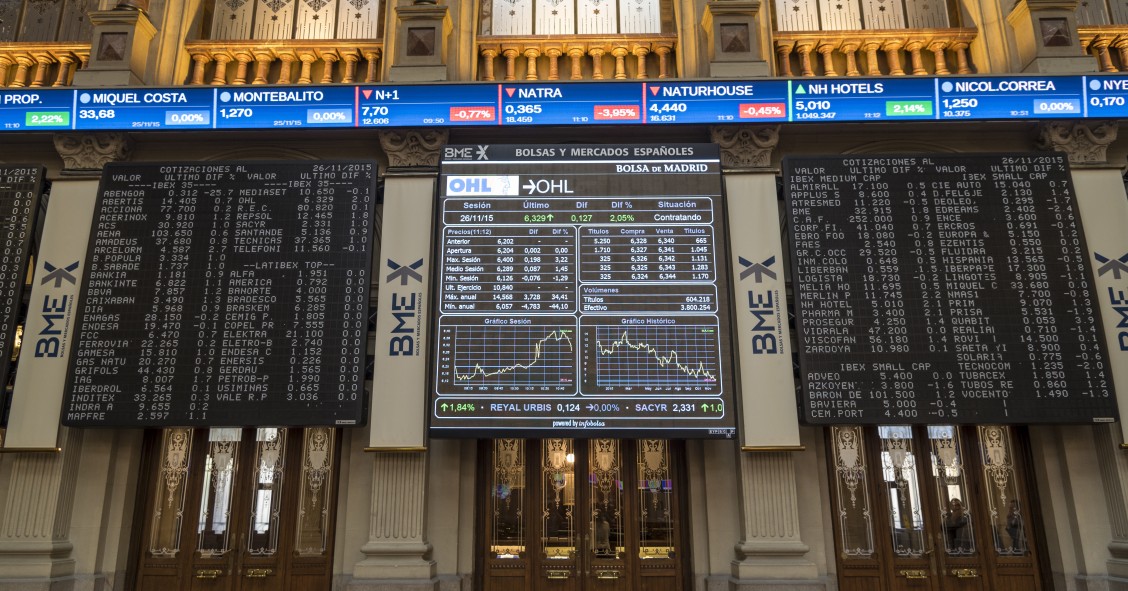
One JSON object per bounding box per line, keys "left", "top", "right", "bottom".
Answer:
{"left": 62, "top": 161, "right": 377, "bottom": 427}
{"left": 0, "top": 166, "right": 42, "bottom": 394}
{"left": 430, "top": 144, "right": 736, "bottom": 437}
{"left": 785, "top": 154, "right": 1117, "bottom": 424}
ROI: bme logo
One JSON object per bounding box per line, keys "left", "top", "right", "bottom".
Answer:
{"left": 35, "top": 260, "right": 79, "bottom": 358}
{"left": 1096, "top": 251, "right": 1128, "bottom": 351}
{"left": 739, "top": 256, "right": 779, "bottom": 354}
{"left": 386, "top": 258, "right": 423, "bottom": 357}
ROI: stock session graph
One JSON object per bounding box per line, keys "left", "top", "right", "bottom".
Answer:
{"left": 437, "top": 317, "right": 577, "bottom": 394}
{"left": 583, "top": 320, "right": 722, "bottom": 394}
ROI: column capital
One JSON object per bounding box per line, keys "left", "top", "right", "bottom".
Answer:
{"left": 52, "top": 132, "right": 133, "bottom": 176}
{"left": 710, "top": 125, "right": 779, "bottom": 172}
{"left": 378, "top": 129, "right": 448, "bottom": 171}
{"left": 1037, "top": 121, "right": 1118, "bottom": 167}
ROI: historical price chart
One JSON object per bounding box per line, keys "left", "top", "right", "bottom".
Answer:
{"left": 63, "top": 161, "right": 377, "bottom": 427}
{"left": 785, "top": 154, "right": 1116, "bottom": 424}
{"left": 431, "top": 144, "right": 735, "bottom": 436}
{"left": 0, "top": 166, "right": 43, "bottom": 397}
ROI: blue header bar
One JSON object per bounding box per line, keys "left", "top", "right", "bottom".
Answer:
{"left": 2, "top": 75, "right": 1127, "bottom": 133}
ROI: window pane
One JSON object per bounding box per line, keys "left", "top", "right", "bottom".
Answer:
{"left": 149, "top": 428, "right": 193, "bottom": 557}
{"left": 197, "top": 428, "right": 241, "bottom": 557}
{"left": 878, "top": 425, "right": 925, "bottom": 557}
{"left": 978, "top": 425, "right": 1028, "bottom": 556}
{"left": 491, "top": 439, "right": 526, "bottom": 559}
{"left": 295, "top": 427, "right": 335, "bottom": 556}
{"left": 541, "top": 439, "right": 575, "bottom": 560}
{"left": 248, "top": 428, "right": 287, "bottom": 556}
{"left": 928, "top": 426, "right": 976, "bottom": 556}
{"left": 830, "top": 426, "right": 874, "bottom": 558}
{"left": 637, "top": 439, "right": 674, "bottom": 559}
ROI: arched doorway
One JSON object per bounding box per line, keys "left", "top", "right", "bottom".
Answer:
{"left": 479, "top": 438, "right": 689, "bottom": 591}
{"left": 131, "top": 427, "right": 341, "bottom": 591}
{"left": 828, "top": 425, "right": 1045, "bottom": 591}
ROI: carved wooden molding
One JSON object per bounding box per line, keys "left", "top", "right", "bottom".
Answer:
{"left": 1037, "top": 121, "right": 1118, "bottom": 166}
{"left": 477, "top": 34, "right": 677, "bottom": 80}
{"left": 0, "top": 43, "right": 90, "bottom": 88}
{"left": 773, "top": 28, "right": 976, "bottom": 76}
{"left": 53, "top": 132, "right": 133, "bottom": 173}
{"left": 378, "top": 129, "right": 448, "bottom": 169}
{"left": 1079, "top": 26, "right": 1128, "bottom": 71}
{"left": 710, "top": 125, "right": 780, "bottom": 171}
{"left": 184, "top": 41, "right": 383, "bottom": 85}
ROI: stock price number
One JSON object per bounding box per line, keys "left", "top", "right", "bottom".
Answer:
{"left": 1091, "top": 96, "right": 1126, "bottom": 107}
{"left": 78, "top": 108, "right": 116, "bottom": 120}
{"left": 362, "top": 105, "right": 390, "bottom": 125}
{"left": 793, "top": 100, "right": 835, "bottom": 120}
{"left": 220, "top": 107, "right": 254, "bottom": 118}
{"left": 941, "top": 97, "right": 975, "bottom": 118}
{"left": 504, "top": 104, "right": 543, "bottom": 115}
{"left": 648, "top": 102, "right": 686, "bottom": 122}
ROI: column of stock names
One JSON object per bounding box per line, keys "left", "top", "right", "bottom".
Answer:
{"left": 786, "top": 154, "right": 1116, "bottom": 424}
{"left": 430, "top": 144, "right": 736, "bottom": 437}
{"left": 63, "top": 161, "right": 377, "bottom": 427}
{"left": 0, "top": 166, "right": 42, "bottom": 396}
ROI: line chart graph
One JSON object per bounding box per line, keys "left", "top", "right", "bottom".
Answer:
{"left": 437, "top": 319, "right": 578, "bottom": 393}
{"left": 583, "top": 322, "right": 722, "bottom": 393}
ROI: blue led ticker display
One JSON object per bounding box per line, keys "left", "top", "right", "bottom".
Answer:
{"left": 499, "top": 82, "right": 644, "bottom": 125}
{"left": 790, "top": 77, "right": 935, "bottom": 121}
{"left": 1, "top": 89, "right": 73, "bottom": 130}
{"left": 215, "top": 86, "right": 356, "bottom": 129}
{"left": 645, "top": 81, "right": 788, "bottom": 123}
{"left": 936, "top": 76, "right": 1084, "bottom": 120}
{"left": 74, "top": 88, "right": 216, "bottom": 130}
{"left": 358, "top": 84, "right": 499, "bottom": 127}
{"left": 2, "top": 75, "right": 1127, "bottom": 133}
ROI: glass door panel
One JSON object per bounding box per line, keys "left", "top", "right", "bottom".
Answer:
{"left": 481, "top": 439, "right": 684, "bottom": 591}
{"left": 588, "top": 439, "right": 626, "bottom": 586}
{"left": 829, "top": 426, "right": 1044, "bottom": 591}
{"left": 133, "top": 427, "right": 340, "bottom": 591}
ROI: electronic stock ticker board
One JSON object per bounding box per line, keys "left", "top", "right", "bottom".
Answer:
{"left": 0, "top": 166, "right": 43, "bottom": 406}
{"left": 430, "top": 144, "right": 736, "bottom": 437}
{"left": 62, "top": 161, "right": 376, "bottom": 427}
{"left": 786, "top": 154, "right": 1117, "bottom": 424}
{"left": 5, "top": 75, "right": 1128, "bottom": 132}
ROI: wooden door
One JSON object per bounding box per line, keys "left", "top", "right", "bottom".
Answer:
{"left": 133, "top": 427, "right": 340, "bottom": 591}
{"left": 828, "top": 425, "right": 1043, "bottom": 591}
{"left": 480, "top": 439, "right": 685, "bottom": 591}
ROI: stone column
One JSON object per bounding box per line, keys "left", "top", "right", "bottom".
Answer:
{"left": 1039, "top": 121, "right": 1128, "bottom": 587}
{"left": 710, "top": 125, "right": 823, "bottom": 590}
{"left": 0, "top": 133, "right": 132, "bottom": 590}
{"left": 351, "top": 129, "right": 447, "bottom": 591}
{"left": 1006, "top": 0, "right": 1096, "bottom": 73}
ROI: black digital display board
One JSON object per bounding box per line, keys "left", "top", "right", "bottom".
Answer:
{"left": 430, "top": 144, "right": 736, "bottom": 437}
{"left": 0, "top": 166, "right": 43, "bottom": 392}
{"left": 63, "top": 161, "right": 376, "bottom": 427}
{"left": 785, "top": 154, "right": 1117, "bottom": 424}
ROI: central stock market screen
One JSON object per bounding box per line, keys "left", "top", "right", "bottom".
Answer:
{"left": 430, "top": 144, "right": 736, "bottom": 437}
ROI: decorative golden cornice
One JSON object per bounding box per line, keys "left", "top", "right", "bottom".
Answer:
{"left": 378, "top": 129, "right": 448, "bottom": 170}
{"left": 772, "top": 28, "right": 976, "bottom": 76}
{"left": 184, "top": 40, "right": 383, "bottom": 85}
{"left": 477, "top": 34, "right": 677, "bottom": 80}
{"left": 0, "top": 43, "right": 90, "bottom": 87}
{"left": 710, "top": 125, "right": 780, "bottom": 171}
{"left": 1037, "top": 121, "right": 1118, "bottom": 167}
{"left": 53, "top": 132, "right": 132, "bottom": 175}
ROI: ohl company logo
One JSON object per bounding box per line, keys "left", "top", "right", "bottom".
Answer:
{"left": 445, "top": 175, "right": 519, "bottom": 196}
